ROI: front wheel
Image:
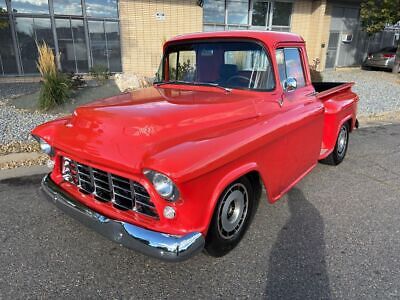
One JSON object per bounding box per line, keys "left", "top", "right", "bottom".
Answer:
{"left": 205, "top": 177, "right": 255, "bottom": 257}
{"left": 322, "top": 122, "right": 350, "bottom": 165}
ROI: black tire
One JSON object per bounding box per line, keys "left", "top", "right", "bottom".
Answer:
{"left": 362, "top": 65, "right": 371, "bottom": 71}
{"left": 205, "top": 177, "right": 256, "bottom": 257}
{"left": 321, "top": 122, "right": 350, "bottom": 166}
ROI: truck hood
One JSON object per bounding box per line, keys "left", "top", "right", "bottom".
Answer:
{"left": 44, "top": 86, "right": 258, "bottom": 175}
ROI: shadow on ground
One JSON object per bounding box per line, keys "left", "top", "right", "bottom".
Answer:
{"left": 265, "top": 188, "right": 330, "bottom": 299}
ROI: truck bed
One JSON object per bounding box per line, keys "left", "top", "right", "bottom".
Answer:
{"left": 312, "top": 82, "right": 355, "bottom": 99}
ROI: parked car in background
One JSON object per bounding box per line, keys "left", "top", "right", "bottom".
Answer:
{"left": 33, "top": 31, "right": 359, "bottom": 262}
{"left": 362, "top": 46, "right": 398, "bottom": 72}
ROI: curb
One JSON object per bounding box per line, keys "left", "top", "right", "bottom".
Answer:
{"left": 0, "top": 152, "right": 42, "bottom": 164}
{"left": 0, "top": 165, "right": 51, "bottom": 181}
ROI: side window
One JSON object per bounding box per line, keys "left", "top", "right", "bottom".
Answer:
{"left": 275, "top": 48, "right": 306, "bottom": 89}
{"left": 168, "top": 50, "right": 196, "bottom": 81}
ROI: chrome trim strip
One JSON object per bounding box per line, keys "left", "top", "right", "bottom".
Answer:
{"left": 40, "top": 174, "right": 205, "bottom": 262}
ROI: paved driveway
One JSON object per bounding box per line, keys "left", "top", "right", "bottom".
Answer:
{"left": 1, "top": 123, "right": 400, "bottom": 299}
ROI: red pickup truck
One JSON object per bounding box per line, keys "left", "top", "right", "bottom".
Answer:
{"left": 33, "top": 31, "right": 358, "bottom": 262}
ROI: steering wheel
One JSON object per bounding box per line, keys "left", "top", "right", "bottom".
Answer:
{"left": 226, "top": 75, "right": 255, "bottom": 88}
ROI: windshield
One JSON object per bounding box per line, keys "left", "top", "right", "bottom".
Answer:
{"left": 155, "top": 41, "right": 275, "bottom": 91}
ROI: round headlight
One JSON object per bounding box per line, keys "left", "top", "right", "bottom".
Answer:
{"left": 39, "top": 139, "right": 53, "bottom": 155}
{"left": 144, "top": 170, "right": 179, "bottom": 201}
{"left": 152, "top": 173, "right": 174, "bottom": 198}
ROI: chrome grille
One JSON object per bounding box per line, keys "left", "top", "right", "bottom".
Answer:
{"left": 62, "top": 157, "right": 158, "bottom": 218}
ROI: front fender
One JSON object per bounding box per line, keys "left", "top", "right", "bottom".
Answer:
{"left": 31, "top": 117, "right": 72, "bottom": 144}
{"left": 206, "top": 162, "right": 260, "bottom": 230}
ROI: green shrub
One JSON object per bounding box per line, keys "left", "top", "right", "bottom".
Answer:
{"left": 36, "top": 42, "right": 71, "bottom": 110}
{"left": 90, "top": 65, "right": 111, "bottom": 84}
{"left": 39, "top": 73, "right": 71, "bottom": 110}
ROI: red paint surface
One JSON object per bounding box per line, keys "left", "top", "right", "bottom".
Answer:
{"left": 32, "top": 31, "right": 358, "bottom": 236}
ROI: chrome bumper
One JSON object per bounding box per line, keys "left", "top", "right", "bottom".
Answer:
{"left": 40, "top": 174, "right": 205, "bottom": 262}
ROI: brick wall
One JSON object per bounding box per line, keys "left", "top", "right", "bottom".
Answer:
{"left": 291, "top": 0, "right": 331, "bottom": 70}
{"left": 119, "top": 0, "right": 203, "bottom": 77}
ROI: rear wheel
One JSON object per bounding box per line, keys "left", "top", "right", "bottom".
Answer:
{"left": 322, "top": 122, "right": 349, "bottom": 165}
{"left": 205, "top": 177, "right": 255, "bottom": 257}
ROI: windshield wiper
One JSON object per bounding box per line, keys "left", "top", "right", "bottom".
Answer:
{"left": 154, "top": 80, "right": 232, "bottom": 93}
{"left": 193, "top": 82, "right": 232, "bottom": 93}
{"left": 154, "top": 80, "right": 191, "bottom": 86}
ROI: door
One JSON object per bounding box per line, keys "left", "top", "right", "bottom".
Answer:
{"left": 275, "top": 47, "right": 324, "bottom": 188}
{"left": 326, "top": 31, "right": 340, "bottom": 69}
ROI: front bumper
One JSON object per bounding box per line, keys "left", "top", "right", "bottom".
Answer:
{"left": 40, "top": 174, "right": 205, "bottom": 262}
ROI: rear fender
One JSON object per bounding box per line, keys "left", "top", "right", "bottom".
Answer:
{"left": 320, "top": 94, "right": 358, "bottom": 159}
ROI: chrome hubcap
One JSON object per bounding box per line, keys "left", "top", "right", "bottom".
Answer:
{"left": 217, "top": 183, "right": 248, "bottom": 239}
{"left": 337, "top": 126, "right": 348, "bottom": 157}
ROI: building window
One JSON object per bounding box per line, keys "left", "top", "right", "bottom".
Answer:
{"left": 11, "top": 0, "right": 50, "bottom": 14}
{"left": 105, "top": 21, "right": 121, "bottom": 72}
{"left": 15, "top": 17, "right": 53, "bottom": 74}
{"left": 56, "top": 18, "right": 88, "bottom": 73}
{"left": 203, "top": 0, "right": 225, "bottom": 24}
{"left": 0, "top": 17, "right": 18, "bottom": 75}
{"left": 53, "top": 0, "right": 83, "bottom": 16}
{"left": 252, "top": 1, "right": 269, "bottom": 27}
{"left": 203, "top": 0, "right": 293, "bottom": 32}
{"left": 88, "top": 20, "right": 121, "bottom": 71}
{"left": 1, "top": 0, "right": 7, "bottom": 12}
{"left": 226, "top": 0, "right": 249, "bottom": 25}
{"left": 0, "top": 0, "right": 121, "bottom": 76}
{"left": 272, "top": 1, "right": 292, "bottom": 28}
{"left": 85, "top": 0, "right": 118, "bottom": 18}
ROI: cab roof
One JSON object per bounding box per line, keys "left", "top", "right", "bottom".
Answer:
{"left": 167, "top": 30, "right": 304, "bottom": 47}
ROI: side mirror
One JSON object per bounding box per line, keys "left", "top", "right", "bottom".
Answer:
{"left": 284, "top": 77, "right": 297, "bottom": 92}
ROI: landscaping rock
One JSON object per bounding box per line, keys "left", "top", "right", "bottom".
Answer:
{"left": 114, "top": 73, "right": 152, "bottom": 92}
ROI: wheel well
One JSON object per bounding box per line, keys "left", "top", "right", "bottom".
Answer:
{"left": 245, "top": 171, "right": 263, "bottom": 202}
{"left": 347, "top": 118, "right": 353, "bottom": 132}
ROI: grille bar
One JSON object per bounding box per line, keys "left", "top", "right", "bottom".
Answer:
{"left": 62, "top": 157, "right": 158, "bottom": 218}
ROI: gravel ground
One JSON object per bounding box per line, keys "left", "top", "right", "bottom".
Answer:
{"left": 0, "top": 83, "right": 60, "bottom": 144}
{"left": 322, "top": 69, "right": 400, "bottom": 116}
{"left": 0, "top": 82, "right": 39, "bottom": 101}
{"left": 0, "top": 103, "right": 61, "bottom": 144}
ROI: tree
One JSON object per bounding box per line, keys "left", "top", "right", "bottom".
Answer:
{"left": 360, "top": 0, "right": 400, "bottom": 73}
{"left": 0, "top": 6, "right": 8, "bottom": 30}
